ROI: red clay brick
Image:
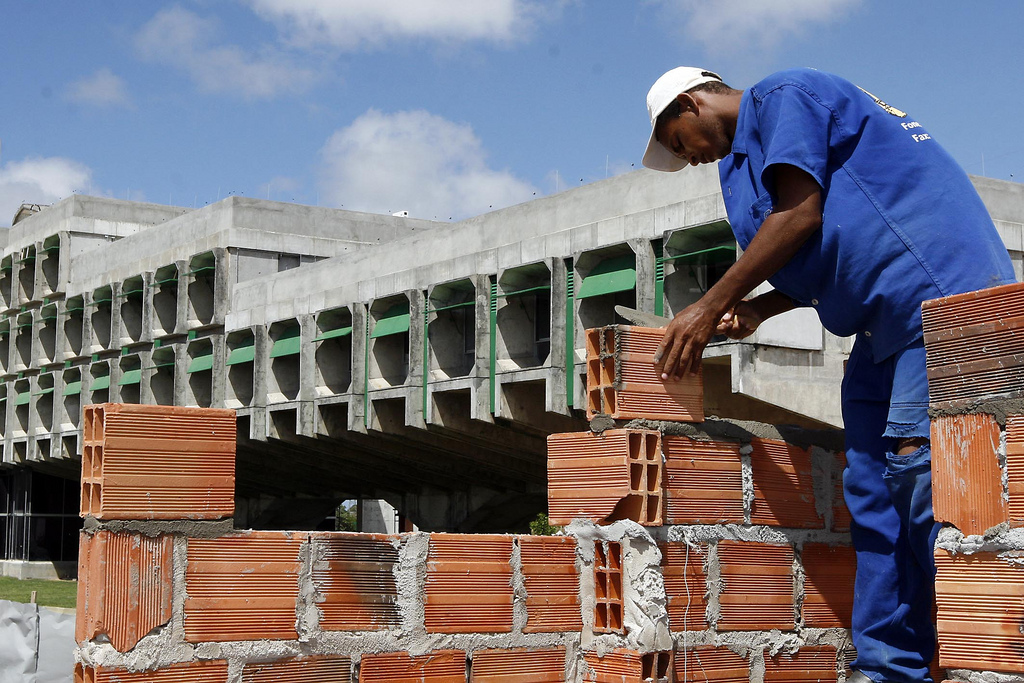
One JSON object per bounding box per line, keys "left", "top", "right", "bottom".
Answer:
{"left": 359, "top": 650, "right": 466, "bottom": 682}
{"left": 717, "top": 540, "right": 795, "bottom": 632}
{"left": 76, "top": 661, "right": 229, "bottom": 683}
{"left": 586, "top": 325, "right": 704, "bottom": 422}
{"left": 517, "top": 535, "right": 581, "bottom": 633}
{"left": 547, "top": 429, "right": 663, "bottom": 526}
{"left": 764, "top": 647, "right": 838, "bottom": 683}
{"left": 311, "top": 532, "right": 401, "bottom": 631}
{"left": 935, "top": 548, "right": 1024, "bottom": 672}
{"left": 663, "top": 434, "right": 745, "bottom": 524}
{"left": 832, "top": 451, "right": 852, "bottom": 533}
{"left": 1004, "top": 414, "right": 1024, "bottom": 526}
{"left": 241, "top": 655, "right": 352, "bottom": 682}
{"left": 76, "top": 530, "right": 173, "bottom": 652}
{"left": 424, "top": 534, "right": 513, "bottom": 634}
{"left": 931, "top": 412, "right": 1007, "bottom": 535}
{"left": 750, "top": 438, "right": 822, "bottom": 529}
{"left": 184, "top": 531, "right": 306, "bottom": 643}
{"left": 80, "top": 403, "right": 235, "bottom": 520}
{"left": 660, "top": 541, "right": 708, "bottom": 632}
{"left": 673, "top": 646, "right": 748, "bottom": 683}
{"left": 584, "top": 649, "right": 673, "bottom": 683}
{"left": 801, "top": 543, "right": 856, "bottom": 629}
{"left": 922, "top": 282, "right": 1024, "bottom": 407}
{"left": 471, "top": 647, "right": 565, "bottom": 683}
{"left": 593, "top": 540, "right": 624, "bottom": 634}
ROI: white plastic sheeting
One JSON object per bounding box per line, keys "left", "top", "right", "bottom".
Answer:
{"left": 0, "top": 599, "right": 75, "bottom": 683}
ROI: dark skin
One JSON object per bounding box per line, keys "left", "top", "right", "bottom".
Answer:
{"left": 652, "top": 89, "right": 925, "bottom": 455}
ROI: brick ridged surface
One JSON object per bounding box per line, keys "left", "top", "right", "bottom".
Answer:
{"left": 931, "top": 413, "right": 1006, "bottom": 535}
{"left": 660, "top": 541, "right": 708, "bottom": 632}
{"left": 801, "top": 543, "right": 856, "bottom": 628}
{"left": 717, "top": 540, "right": 795, "bottom": 631}
{"left": 673, "top": 647, "right": 748, "bottom": 683}
{"left": 764, "top": 647, "right": 838, "bottom": 683}
{"left": 750, "top": 438, "right": 822, "bottom": 529}
{"left": 663, "top": 435, "right": 745, "bottom": 524}
{"left": 471, "top": 647, "right": 565, "bottom": 682}
{"left": 1004, "top": 415, "right": 1024, "bottom": 525}
{"left": 311, "top": 532, "right": 401, "bottom": 631}
{"left": 935, "top": 549, "right": 1024, "bottom": 672}
{"left": 583, "top": 649, "right": 673, "bottom": 683}
{"left": 585, "top": 325, "right": 704, "bottom": 422}
{"left": 241, "top": 656, "right": 352, "bottom": 682}
{"left": 922, "top": 282, "right": 1024, "bottom": 407}
{"left": 547, "top": 429, "right": 663, "bottom": 526}
{"left": 359, "top": 650, "right": 465, "bottom": 682}
{"left": 424, "top": 534, "right": 513, "bottom": 634}
{"left": 76, "top": 530, "right": 173, "bottom": 652}
{"left": 832, "top": 451, "right": 852, "bottom": 532}
{"left": 593, "top": 540, "right": 624, "bottom": 634}
{"left": 518, "top": 535, "right": 581, "bottom": 633}
{"left": 75, "top": 661, "right": 229, "bottom": 683}
{"left": 185, "top": 531, "right": 306, "bottom": 643}
{"left": 80, "top": 403, "right": 236, "bottom": 520}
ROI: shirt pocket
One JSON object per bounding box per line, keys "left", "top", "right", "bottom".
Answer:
{"left": 748, "top": 191, "right": 774, "bottom": 231}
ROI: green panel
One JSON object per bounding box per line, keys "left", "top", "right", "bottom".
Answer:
{"left": 370, "top": 303, "right": 410, "bottom": 338}
{"left": 653, "top": 239, "right": 665, "bottom": 318}
{"left": 565, "top": 266, "right": 574, "bottom": 408}
{"left": 14, "top": 391, "right": 30, "bottom": 406}
{"left": 663, "top": 244, "right": 736, "bottom": 266}
{"left": 34, "top": 387, "right": 54, "bottom": 396}
{"left": 188, "top": 353, "right": 215, "bottom": 373}
{"left": 227, "top": 345, "right": 256, "bottom": 365}
{"left": 63, "top": 381, "right": 82, "bottom": 396}
{"left": 119, "top": 369, "right": 142, "bottom": 386}
{"left": 489, "top": 281, "right": 497, "bottom": 414}
{"left": 497, "top": 284, "right": 551, "bottom": 299}
{"left": 270, "top": 326, "right": 301, "bottom": 358}
{"left": 91, "top": 375, "right": 110, "bottom": 391}
{"left": 576, "top": 254, "right": 637, "bottom": 299}
{"left": 314, "top": 326, "right": 353, "bottom": 342}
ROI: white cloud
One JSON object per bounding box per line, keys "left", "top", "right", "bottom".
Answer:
{"left": 318, "top": 109, "right": 537, "bottom": 220}
{"left": 246, "top": 0, "right": 546, "bottom": 50}
{"left": 657, "top": 0, "right": 861, "bottom": 56}
{"left": 135, "top": 6, "right": 316, "bottom": 99}
{"left": 0, "top": 157, "right": 93, "bottom": 227}
{"left": 65, "top": 68, "right": 132, "bottom": 108}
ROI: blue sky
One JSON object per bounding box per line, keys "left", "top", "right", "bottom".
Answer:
{"left": 1, "top": 1, "right": 1022, "bottom": 226}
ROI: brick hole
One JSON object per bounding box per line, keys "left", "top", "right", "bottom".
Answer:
{"left": 603, "top": 327, "right": 616, "bottom": 355}
{"left": 596, "top": 602, "right": 608, "bottom": 626}
{"left": 587, "top": 359, "right": 602, "bottom": 389}
{"left": 586, "top": 328, "right": 602, "bottom": 358}
{"left": 630, "top": 462, "right": 644, "bottom": 490}
{"left": 610, "top": 495, "right": 645, "bottom": 525}
{"left": 607, "top": 603, "right": 623, "bottom": 631}
{"left": 81, "top": 483, "right": 92, "bottom": 515}
{"left": 588, "top": 389, "right": 602, "bottom": 416}
{"left": 607, "top": 542, "right": 621, "bottom": 569}
{"left": 647, "top": 463, "right": 660, "bottom": 489}
{"left": 92, "top": 445, "right": 103, "bottom": 479}
{"left": 94, "top": 406, "right": 104, "bottom": 441}
{"left": 595, "top": 541, "right": 607, "bottom": 567}
{"left": 628, "top": 432, "right": 643, "bottom": 460}
{"left": 600, "top": 356, "right": 615, "bottom": 385}
{"left": 645, "top": 495, "right": 660, "bottom": 524}
{"left": 645, "top": 433, "right": 659, "bottom": 461}
{"left": 596, "top": 571, "right": 608, "bottom": 598}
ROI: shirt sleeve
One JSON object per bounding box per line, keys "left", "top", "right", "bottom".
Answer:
{"left": 755, "top": 84, "right": 835, "bottom": 192}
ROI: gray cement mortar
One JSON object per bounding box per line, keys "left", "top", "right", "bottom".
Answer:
{"left": 929, "top": 397, "right": 1024, "bottom": 426}
{"left": 624, "top": 417, "right": 846, "bottom": 453}
{"left": 82, "top": 517, "right": 235, "bottom": 538}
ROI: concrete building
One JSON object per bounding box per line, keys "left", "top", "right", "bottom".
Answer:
{"left": 1, "top": 167, "right": 1022, "bottom": 576}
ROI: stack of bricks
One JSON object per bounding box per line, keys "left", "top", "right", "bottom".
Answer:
{"left": 924, "top": 282, "right": 1024, "bottom": 678}
{"left": 75, "top": 321, "right": 888, "bottom": 681}
{"left": 553, "top": 325, "right": 860, "bottom": 681}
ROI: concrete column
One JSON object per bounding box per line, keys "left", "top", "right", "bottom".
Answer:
{"left": 633, "top": 238, "right": 658, "bottom": 314}
{"left": 405, "top": 289, "right": 426, "bottom": 430}
{"left": 348, "top": 303, "right": 368, "bottom": 434}
{"left": 547, "top": 257, "right": 570, "bottom": 416}
{"left": 469, "top": 273, "right": 492, "bottom": 424}
{"left": 297, "top": 313, "right": 316, "bottom": 438}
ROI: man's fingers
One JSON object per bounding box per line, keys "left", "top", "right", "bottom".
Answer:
{"left": 662, "top": 333, "right": 684, "bottom": 380}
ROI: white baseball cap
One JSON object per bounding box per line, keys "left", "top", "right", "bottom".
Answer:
{"left": 642, "top": 67, "right": 723, "bottom": 172}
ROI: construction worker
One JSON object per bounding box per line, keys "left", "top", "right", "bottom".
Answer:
{"left": 642, "top": 67, "right": 1015, "bottom": 683}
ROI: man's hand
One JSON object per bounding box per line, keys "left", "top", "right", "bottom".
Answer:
{"left": 716, "top": 300, "right": 763, "bottom": 340}
{"left": 653, "top": 301, "right": 719, "bottom": 379}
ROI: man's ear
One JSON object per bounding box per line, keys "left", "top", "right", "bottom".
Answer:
{"left": 675, "top": 92, "right": 698, "bottom": 115}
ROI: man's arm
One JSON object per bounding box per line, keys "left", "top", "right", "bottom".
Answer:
{"left": 654, "top": 164, "right": 823, "bottom": 379}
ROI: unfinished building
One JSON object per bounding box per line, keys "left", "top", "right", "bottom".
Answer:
{"left": 1, "top": 166, "right": 1022, "bottom": 579}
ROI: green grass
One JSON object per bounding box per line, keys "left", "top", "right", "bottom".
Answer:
{"left": 0, "top": 577, "right": 77, "bottom": 609}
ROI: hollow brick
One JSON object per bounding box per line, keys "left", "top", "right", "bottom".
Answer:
{"left": 764, "top": 647, "right": 838, "bottom": 683}
{"left": 311, "top": 532, "right": 401, "bottom": 631}
{"left": 424, "top": 534, "right": 513, "bottom": 634}
{"left": 241, "top": 655, "right": 353, "bottom": 682}
{"left": 717, "top": 540, "right": 796, "bottom": 632}
{"left": 931, "top": 412, "right": 1007, "bottom": 536}
{"left": 673, "top": 646, "right": 748, "bottom": 683}
{"left": 660, "top": 541, "right": 708, "bottom": 632}
{"left": 75, "top": 661, "right": 229, "bottom": 683}
{"left": 801, "top": 543, "right": 856, "bottom": 629}
{"left": 470, "top": 647, "right": 565, "bottom": 683}
{"left": 749, "top": 438, "right": 822, "bottom": 529}
{"left": 663, "top": 434, "right": 745, "bottom": 524}
{"left": 518, "top": 535, "right": 581, "bottom": 633}
{"left": 583, "top": 649, "right": 673, "bottom": 683}
{"left": 359, "top": 650, "right": 466, "bottom": 683}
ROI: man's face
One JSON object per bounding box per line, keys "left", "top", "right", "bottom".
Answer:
{"left": 655, "top": 95, "right": 730, "bottom": 167}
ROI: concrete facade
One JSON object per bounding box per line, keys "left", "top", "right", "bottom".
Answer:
{"left": 1, "top": 170, "right": 1022, "bottom": 558}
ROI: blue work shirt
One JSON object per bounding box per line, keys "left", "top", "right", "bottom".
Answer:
{"left": 719, "top": 68, "right": 1015, "bottom": 361}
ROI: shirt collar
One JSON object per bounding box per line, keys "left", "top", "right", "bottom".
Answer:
{"left": 729, "top": 88, "right": 756, "bottom": 157}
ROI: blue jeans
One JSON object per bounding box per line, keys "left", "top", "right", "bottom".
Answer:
{"left": 841, "top": 336, "right": 941, "bottom": 683}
